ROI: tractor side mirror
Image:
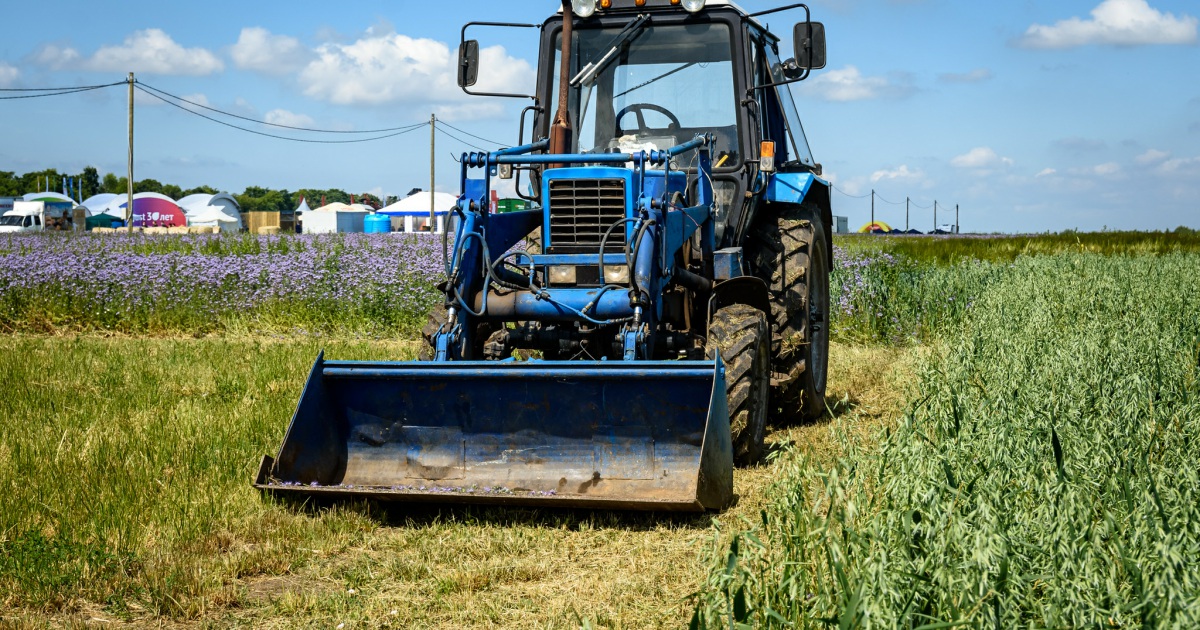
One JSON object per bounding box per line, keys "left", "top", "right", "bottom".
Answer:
{"left": 458, "top": 40, "right": 480, "bottom": 88}
{"left": 793, "top": 21, "right": 826, "bottom": 70}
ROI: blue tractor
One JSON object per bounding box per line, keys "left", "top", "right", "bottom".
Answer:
{"left": 257, "top": 0, "right": 831, "bottom": 511}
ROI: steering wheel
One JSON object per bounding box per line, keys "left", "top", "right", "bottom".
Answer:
{"left": 615, "top": 103, "right": 682, "bottom": 135}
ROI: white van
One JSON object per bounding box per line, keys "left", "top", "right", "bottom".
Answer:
{"left": 0, "top": 202, "right": 47, "bottom": 233}
{"left": 0, "top": 201, "right": 73, "bottom": 233}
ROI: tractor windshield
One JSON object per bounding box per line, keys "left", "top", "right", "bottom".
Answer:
{"left": 553, "top": 21, "right": 740, "bottom": 166}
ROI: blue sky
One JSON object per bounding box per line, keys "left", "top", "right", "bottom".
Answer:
{"left": 1, "top": 0, "right": 1197, "bottom": 233}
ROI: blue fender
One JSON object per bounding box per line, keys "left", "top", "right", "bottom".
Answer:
{"left": 764, "top": 172, "right": 829, "bottom": 205}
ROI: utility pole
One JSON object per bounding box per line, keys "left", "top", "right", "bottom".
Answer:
{"left": 870, "top": 189, "right": 875, "bottom": 227}
{"left": 906, "top": 197, "right": 909, "bottom": 231}
{"left": 127, "top": 72, "right": 134, "bottom": 232}
{"left": 955, "top": 204, "right": 960, "bottom": 234}
{"left": 429, "top": 113, "right": 436, "bottom": 229}
{"left": 934, "top": 201, "right": 938, "bottom": 232}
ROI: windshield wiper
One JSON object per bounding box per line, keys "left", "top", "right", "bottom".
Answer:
{"left": 614, "top": 61, "right": 698, "bottom": 99}
{"left": 570, "top": 13, "right": 651, "bottom": 88}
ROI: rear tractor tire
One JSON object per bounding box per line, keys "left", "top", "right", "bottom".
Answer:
{"left": 747, "top": 203, "right": 830, "bottom": 423}
{"left": 706, "top": 303, "right": 771, "bottom": 466}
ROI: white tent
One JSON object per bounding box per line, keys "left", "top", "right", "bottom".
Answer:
{"left": 311, "top": 202, "right": 371, "bottom": 213}
{"left": 187, "top": 205, "right": 240, "bottom": 226}
{"left": 378, "top": 192, "right": 458, "bottom": 234}
{"left": 379, "top": 191, "right": 458, "bottom": 214}
{"left": 81, "top": 193, "right": 119, "bottom": 217}
{"left": 295, "top": 197, "right": 312, "bottom": 214}
{"left": 178, "top": 193, "right": 243, "bottom": 230}
{"left": 23, "top": 191, "right": 75, "bottom": 204}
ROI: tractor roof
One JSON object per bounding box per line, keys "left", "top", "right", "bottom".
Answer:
{"left": 555, "top": 0, "right": 763, "bottom": 25}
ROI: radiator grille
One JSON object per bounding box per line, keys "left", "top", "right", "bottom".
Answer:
{"left": 547, "top": 178, "right": 627, "bottom": 251}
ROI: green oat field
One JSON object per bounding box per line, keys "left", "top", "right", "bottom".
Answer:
{"left": 2, "top": 231, "right": 1198, "bottom": 628}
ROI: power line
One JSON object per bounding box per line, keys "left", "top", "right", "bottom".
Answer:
{"left": 832, "top": 185, "right": 871, "bottom": 199}
{"left": 134, "top": 84, "right": 426, "bottom": 144}
{"left": 434, "top": 123, "right": 491, "bottom": 152}
{"left": 0, "top": 81, "right": 126, "bottom": 100}
{"left": 0, "top": 81, "right": 126, "bottom": 92}
{"left": 435, "top": 120, "right": 508, "bottom": 148}
{"left": 136, "top": 81, "right": 425, "bottom": 134}
{"left": 874, "top": 191, "right": 904, "bottom": 205}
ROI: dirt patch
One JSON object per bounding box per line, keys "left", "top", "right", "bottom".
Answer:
{"left": 242, "top": 574, "right": 339, "bottom": 605}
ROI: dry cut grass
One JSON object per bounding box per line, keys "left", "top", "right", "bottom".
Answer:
{"left": 0, "top": 335, "right": 913, "bottom": 628}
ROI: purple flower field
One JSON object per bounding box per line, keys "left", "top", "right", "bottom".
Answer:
{"left": 0, "top": 231, "right": 994, "bottom": 342}
{"left": 0, "top": 232, "right": 445, "bottom": 333}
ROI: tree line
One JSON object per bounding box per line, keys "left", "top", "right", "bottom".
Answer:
{"left": 0, "top": 167, "right": 391, "bottom": 214}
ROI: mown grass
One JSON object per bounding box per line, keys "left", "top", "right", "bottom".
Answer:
{"left": 693, "top": 252, "right": 1200, "bottom": 627}
{"left": 0, "top": 335, "right": 907, "bottom": 628}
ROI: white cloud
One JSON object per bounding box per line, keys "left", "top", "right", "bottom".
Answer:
{"left": 870, "top": 164, "right": 923, "bottom": 182}
{"left": 36, "top": 29, "right": 223, "bottom": 75}
{"left": 1017, "top": 0, "right": 1198, "bottom": 49}
{"left": 1036, "top": 168, "right": 1058, "bottom": 178}
{"left": 231, "top": 27, "right": 311, "bottom": 75}
{"left": 1135, "top": 148, "right": 1169, "bottom": 164}
{"left": 264, "top": 108, "right": 315, "bottom": 128}
{"left": 297, "top": 31, "right": 533, "bottom": 119}
{"left": 233, "top": 97, "right": 256, "bottom": 115}
{"left": 90, "top": 29, "right": 222, "bottom": 75}
{"left": 1092, "top": 162, "right": 1121, "bottom": 175}
{"left": 31, "top": 44, "right": 81, "bottom": 70}
{"left": 0, "top": 62, "right": 17, "bottom": 87}
{"left": 794, "top": 65, "right": 890, "bottom": 102}
{"left": 1159, "top": 156, "right": 1200, "bottom": 173}
{"left": 951, "top": 147, "right": 1014, "bottom": 169}
{"left": 938, "top": 68, "right": 992, "bottom": 84}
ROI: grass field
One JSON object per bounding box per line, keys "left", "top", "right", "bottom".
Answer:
{"left": 0, "top": 335, "right": 908, "bottom": 627}
{"left": 693, "top": 252, "right": 1200, "bottom": 627}
{"left": 2, "top": 230, "right": 1198, "bottom": 627}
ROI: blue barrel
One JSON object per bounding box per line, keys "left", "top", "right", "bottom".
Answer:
{"left": 110, "top": 220, "right": 125, "bottom": 228}
{"left": 364, "top": 214, "right": 390, "bottom": 234}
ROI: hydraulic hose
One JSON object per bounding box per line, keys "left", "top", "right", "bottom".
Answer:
{"left": 598, "top": 217, "right": 640, "bottom": 288}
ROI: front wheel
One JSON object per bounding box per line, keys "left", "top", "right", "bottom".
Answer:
{"left": 747, "top": 203, "right": 830, "bottom": 422}
{"left": 706, "top": 303, "right": 771, "bottom": 466}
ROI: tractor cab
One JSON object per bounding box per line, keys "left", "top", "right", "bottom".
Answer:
{"left": 462, "top": 0, "right": 826, "bottom": 247}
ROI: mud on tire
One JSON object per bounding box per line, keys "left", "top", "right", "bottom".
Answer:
{"left": 747, "top": 203, "right": 830, "bottom": 422}
{"left": 706, "top": 303, "right": 771, "bottom": 466}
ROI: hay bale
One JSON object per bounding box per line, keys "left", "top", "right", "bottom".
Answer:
{"left": 144, "top": 227, "right": 168, "bottom": 235}
{"left": 258, "top": 226, "right": 280, "bottom": 235}
{"left": 168, "top": 227, "right": 190, "bottom": 234}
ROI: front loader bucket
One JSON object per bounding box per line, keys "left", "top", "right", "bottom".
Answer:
{"left": 255, "top": 353, "right": 733, "bottom": 511}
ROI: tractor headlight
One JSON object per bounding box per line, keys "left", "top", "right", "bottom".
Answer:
{"left": 603, "top": 265, "right": 629, "bottom": 284}
{"left": 549, "top": 265, "right": 578, "bottom": 285}
{"left": 571, "top": 0, "right": 598, "bottom": 18}
{"left": 681, "top": 0, "right": 706, "bottom": 13}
